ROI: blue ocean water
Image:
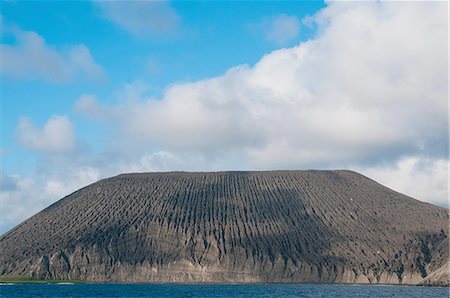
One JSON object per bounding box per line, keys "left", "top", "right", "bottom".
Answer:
{"left": 0, "top": 284, "right": 448, "bottom": 298}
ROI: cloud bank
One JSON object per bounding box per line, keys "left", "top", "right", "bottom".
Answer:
{"left": 2, "top": 1, "right": 448, "bottom": 232}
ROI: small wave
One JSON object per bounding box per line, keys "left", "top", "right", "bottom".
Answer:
{"left": 55, "top": 282, "right": 75, "bottom": 285}
{"left": 0, "top": 283, "right": 15, "bottom": 285}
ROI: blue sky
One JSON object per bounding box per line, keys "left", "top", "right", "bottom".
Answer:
{"left": 0, "top": 1, "right": 448, "bottom": 233}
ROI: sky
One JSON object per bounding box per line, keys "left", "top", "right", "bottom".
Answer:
{"left": 0, "top": 0, "right": 448, "bottom": 234}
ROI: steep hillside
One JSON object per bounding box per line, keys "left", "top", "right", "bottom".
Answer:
{"left": 0, "top": 170, "right": 448, "bottom": 284}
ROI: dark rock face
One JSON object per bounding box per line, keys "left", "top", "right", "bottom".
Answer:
{"left": 0, "top": 170, "right": 448, "bottom": 284}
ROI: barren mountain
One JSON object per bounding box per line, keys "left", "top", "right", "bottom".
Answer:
{"left": 0, "top": 170, "right": 448, "bottom": 285}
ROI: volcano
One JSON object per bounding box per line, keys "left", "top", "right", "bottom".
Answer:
{"left": 0, "top": 170, "right": 448, "bottom": 285}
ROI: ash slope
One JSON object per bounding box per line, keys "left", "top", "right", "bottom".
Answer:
{"left": 0, "top": 170, "right": 448, "bottom": 285}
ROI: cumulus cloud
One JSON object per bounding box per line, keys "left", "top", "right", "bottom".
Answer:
{"left": 250, "top": 14, "right": 301, "bottom": 45}
{"left": 78, "top": 1, "right": 447, "bottom": 164}
{"left": 358, "top": 157, "right": 448, "bottom": 207}
{"left": 16, "top": 115, "right": 77, "bottom": 154}
{"left": 0, "top": 26, "right": 103, "bottom": 82}
{"left": 95, "top": 0, "right": 180, "bottom": 38}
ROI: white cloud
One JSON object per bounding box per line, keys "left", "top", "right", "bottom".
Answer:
{"left": 68, "top": 45, "right": 104, "bottom": 80}
{"left": 16, "top": 115, "right": 77, "bottom": 154}
{"left": 358, "top": 157, "right": 448, "bottom": 207}
{"left": 0, "top": 167, "right": 101, "bottom": 233}
{"left": 0, "top": 171, "right": 18, "bottom": 192}
{"left": 251, "top": 14, "right": 301, "bottom": 45}
{"left": 43, "top": 166, "right": 100, "bottom": 198}
{"left": 95, "top": 1, "right": 180, "bottom": 38}
{"left": 0, "top": 27, "right": 103, "bottom": 82}
{"left": 78, "top": 2, "right": 447, "bottom": 165}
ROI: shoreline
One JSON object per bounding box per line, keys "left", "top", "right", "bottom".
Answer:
{"left": 0, "top": 279, "right": 446, "bottom": 287}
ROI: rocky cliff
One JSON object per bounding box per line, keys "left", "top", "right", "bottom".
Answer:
{"left": 0, "top": 170, "right": 448, "bottom": 284}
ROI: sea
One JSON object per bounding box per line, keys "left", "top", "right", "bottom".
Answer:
{"left": 0, "top": 284, "right": 449, "bottom": 298}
